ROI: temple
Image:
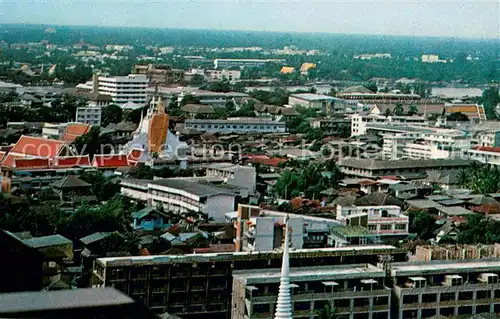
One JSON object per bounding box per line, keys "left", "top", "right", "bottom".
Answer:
{"left": 120, "top": 95, "right": 189, "bottom": 167}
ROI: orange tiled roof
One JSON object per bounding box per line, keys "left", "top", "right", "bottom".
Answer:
{"left": 63, "top": 123, "right": 91, "bottom": 143}
{"left": 10, "top": 136, "right": 66, "bottom": 158}
{"left": 92, "top": 154, "right": 130, "bottom": 168}
{"left": 474, "top": 146, "right": 500, "bottom": 153}
{"left": 14, "top": 158, "right": 50, "bottom": 169}
{"left": 0, "top": 154, "right": 22, "bottom": 167}
{"left": 53, "top": 155, "right": 91, "bottom": 167}
{"left": 0, "top": 151, "right": 5, "bottom": 162}
{"left": 148, "top": 113, "right": 169, "bottom": 153}
{"left": 280, "top": 66, "right": 295, "bottom": 74}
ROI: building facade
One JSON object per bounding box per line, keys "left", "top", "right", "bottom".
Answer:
{"left": 351, "top": 114, "right": 428, "bottom": 136}
{"left": 231, "top": 264, "right": 390, "bottom": 319}
{"left": 184, "top": 118, "right": 286, "bottom": 134}
{"left": 76, "top": 106, "right": 102, "bottom": 125}
{"left": 214, "top": 59, "right": 285, "bottom": 69}
{"left": 98, "top": 74, "right": 148, "bottom": 106}
{"left": 92, "top": 245, "right": 403, "bottom": 319}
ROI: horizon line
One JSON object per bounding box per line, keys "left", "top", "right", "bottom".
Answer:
{"left": 2, "top": 23, "right": 498, "bottom": 42}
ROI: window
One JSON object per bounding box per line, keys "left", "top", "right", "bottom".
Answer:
{"left": 380, "top": 224, "right": 392, "bottom": 230}
{"left": 395, "top": 224, "right": 406, "bottom": 230}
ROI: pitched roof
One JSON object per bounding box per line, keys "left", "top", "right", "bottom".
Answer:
{"left": 53, "top": 155, "right": 91, "bottom": 167}
{"left": 106, "top": 122, "right": 138, "bottom": 132}
{"left": 354, "top": 192, "right": 403, "bottom": 207}
{"left": 51, "top": 175, "right": 91, "bottom": 189}
{"left": 150, "top": 179, "right": 234, "bottom": 197}
{"left": 14, "top": 158, "right": 50, "bottom": 169}
{"left": 10, "top": 135, "right": 66, "bottom": 158}
{"left": 473, "top": 146, "right": 500, "bottom": 153}
{"left": 468, "top": 195, "right": 499, "bottom": 206}
{"left": 131, "top": 206, "right": 165, "bottom": 219}
{"left": 339, "top": 157, "right": 473, "bottom": 171}
{"left": 181, "top": 104, "right": 215, "bottom": 114}
{"left": 80, "top": 232, "right": 116, "bottom": 245}
{"left": 23, "top": 234, "right": 72, "bottom": 248}
{"left": 0, "top": 154, "right": 22, "bottom": 167}
{"left": 92, "top": 154, "right": 130, "bottom": 168}
{"left": 0, "top": 151, "right": 5, "bottom": 161}
{"left": 63, "top": 123, "right": 91, "bottom": 143}
{"left": 341, "top": 85, "right": 374, "bottom": 94}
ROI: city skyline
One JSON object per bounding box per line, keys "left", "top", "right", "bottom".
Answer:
{"left": 1, "top": 0, "right": 499, "bottom": 39}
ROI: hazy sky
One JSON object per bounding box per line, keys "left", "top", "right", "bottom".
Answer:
{"left": 1, "top": 0, "right": 499, "bottom": 38}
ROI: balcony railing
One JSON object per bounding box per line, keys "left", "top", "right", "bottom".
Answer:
{"left": 251, "top": 288, "right": 390, "bottom": 303}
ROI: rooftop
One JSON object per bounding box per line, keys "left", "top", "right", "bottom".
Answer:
{"left": 391, "top": 259, "right": 500, "bottom": 276}
{"left": 150, "top": 178, "right": 235, "bottom": 197}
{"left": 97, "top": 245, "right": 398, "bottom": 267}
{"left": 289, "top": 93, "right": 336, "bottom": 101}
{"left": 339, "top": 157, "right": 473, "bottom": 170}
{"left": 233, "top": 264, "right": 385, "bottom": 284}
{"left": 0, "top": 288, "right": 134, "bottom": 315}
{"left": 23, "top": 234, "right": 72, "bottom": 248}
{"left": 332, "top": 226, "right": 374, "bottom": 237}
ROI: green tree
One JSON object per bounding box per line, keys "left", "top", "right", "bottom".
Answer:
{"left": 364, "top": 82, "right": 378, "bottom": 93}
{"left": 409, "top": 210, "right": 436, "bottom": 240}
{"left": 407, "top": 105, "right": 419, "bottom": 116}
{"left": 72, "top": 127, "right": 114, "bottom": 159}
{"left": 101, "top": 104, "right": 123, "bottom": 127}
{"left": 480, "top": 87, "right": 499, "bottom": 120}
{"left": 393, "top": 103, "right": 404, "bottom": 116}
{"left": 447, "top": 112, "right": 469, "bottom": 122}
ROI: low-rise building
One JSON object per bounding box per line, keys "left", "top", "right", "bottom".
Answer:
{"left": 214, "top": 58, "right": 285, "bottom": 69}
{"left": 466, "top": 146, "right": 500, "bottom": 166}
{"left": 231, "top": 264, "right": 390, "bottom": 319}
{"left": 184, "top": 118, "right": 286, "bottom": 134}
{"left": 338, "top": 157, "right": 472, "bottom": 179}
{"left": 288, "top": 93, "right": 337, "bottom": 113}
{"left": 205, "top": 163, "right": 256, "bottom": 191}
{"left": 148, "top": 179, "right": 236, "bottom": 222}
{"left": 444, "top": 103, "right": 487, "bottom": 121}
{"left": 390, "top": 259, "right": 500, "bottom": 318}
{"left": 232, "top": 204, "right": 342, "bottom": 252}
{"left": 309, "top": 118, "right": 351, "bottom": 136}
{"left": 351, "top": 114, "right": 428, "bottom": 136}
{"left": 76, "top": 105, "right": 102, "bottom": 125}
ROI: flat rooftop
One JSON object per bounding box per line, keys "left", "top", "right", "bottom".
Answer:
{"left": 0, "top": 288, "right": 134, "bottom": 314}
{"left": 234, "top": 264, "right": 385, "bottom": 284}
{"left": 391, "top": 259, "right": 500, "bottom": 276}
{"left": 97, "top": 245, "right": 398, "bottom": 267}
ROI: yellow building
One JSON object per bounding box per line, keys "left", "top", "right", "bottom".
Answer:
{"left": 280, "top": 66, "right": 295, "bottom": 74}
{"left": 300, "top": 62, "right": 317, "bottom": 73}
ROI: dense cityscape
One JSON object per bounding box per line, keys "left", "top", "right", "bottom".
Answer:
{"left": 0, "top": 12, "right": 499, "bottom": 319}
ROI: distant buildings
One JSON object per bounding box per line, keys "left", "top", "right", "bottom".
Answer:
{"left": 288, "top": 93, "right": 337, "bottom": 113}
{"left": 421, "top": 54, "right": 447, "bottom": 63}
{"left": 133, "top": 64, "right": 184, "bottom": 85}
{"left": 214, "top": 58, "right": 285, "bottom": 69}
{"left": 183, "top": 118, "right": 286, "bottom": 134}
{"left": 444, "top": 103, "right": 487, "bottom": 121}
{"left": 353, "top": 53, "right": 392, "bottom": 60}
{"left": 338, "top": 157, "right": 473, "bottom": 179}
{"left": 351, "top": 114, "right": 428, "bottom": 136}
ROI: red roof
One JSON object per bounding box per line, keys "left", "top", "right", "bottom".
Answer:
{"left": 247, "top": 155, "right": 286, "bottom": 167}
{"left": 10, "top": 136, "right": 66, "bottom": 158}
{"left": 127, "top": 149, "right": 144, "bottom": 164}
{"left": 53, "top": 156, "right": 91, "bottom": 167}
{"left": 474, "top": 146, "right": 500, "bottom": 153}
{"left": 1, "top": 154, "right": 22, "bottom": 167}
{"left": 92, "top": 154, "right": 130, "bottom": 168}
{"left": 63, "top": 123, "right": 91, "bottom": 143}
{"left": 14, "top": 158, "right": 50, "bottom": 169}
{"left": 0, "top": 151, "right": 5, "bottom": 161}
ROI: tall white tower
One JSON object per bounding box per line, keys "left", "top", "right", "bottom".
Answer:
{"left": 274, "top": 217, "right": 293, "bottom": 319}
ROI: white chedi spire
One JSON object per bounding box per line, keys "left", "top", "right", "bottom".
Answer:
{"left": 274, "top": 217, "right": 293, "bottom": 319}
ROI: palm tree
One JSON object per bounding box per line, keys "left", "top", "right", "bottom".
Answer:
{"left": 315, "top": 303, "right": 336, "bottom": 319}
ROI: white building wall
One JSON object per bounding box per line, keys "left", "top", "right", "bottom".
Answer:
{"left": 204, "top": 194, "right": 236, "bottom": 222}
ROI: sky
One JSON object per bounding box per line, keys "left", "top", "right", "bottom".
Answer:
{"left": 0, "top": 0, "right": 499, "bottom": 39}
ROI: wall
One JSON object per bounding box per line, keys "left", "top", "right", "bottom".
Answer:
{"left": 205, "top": 194, "right": 236, "bottom": 222}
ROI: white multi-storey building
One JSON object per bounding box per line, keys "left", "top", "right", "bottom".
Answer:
{"left": 382, "top": 129, "right": 471, "bottom": 160}
{"left": 351, "top": 114, "right": 427, "bottom": 136}
{"left": 184, "top": 118, "right": 286, "bottom": 134}
{"left": 466, "top": 147, "right": 500, "bottom": 166}
{"left": 97, "top": 74, "right": 148, "bottom": 106}
{"left": 76, "top": 106, "right": 102, "bottom": 125}
{"left": 205, "top": 163, "right": 256, "bottom": 191}
{"left": 335, "top": 205, "right": 409, "bottom": 239}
